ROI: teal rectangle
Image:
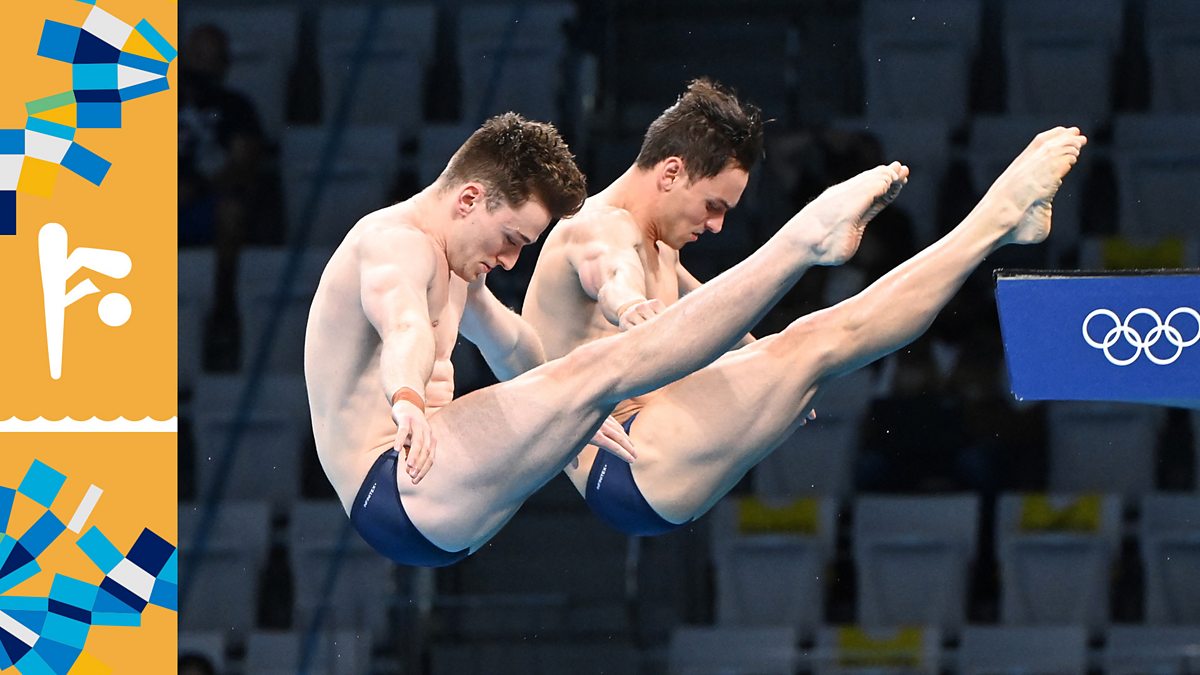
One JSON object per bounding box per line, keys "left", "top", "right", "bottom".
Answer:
{"left": 18, "top": 460, "right": 65, "bottom": 508}
{"left": 92, "top": 611, "right": 140, "bottom": 627}
{"left": 14, "top": 651, "right": 56, "bottom": 675}
{"left": 72, "top": 64, "right": 118, "bottom": 90}
{"left": 135, "top": 20, "right": 176, "bottom": 61}
{"left": 0, "top": 562, "right": 40, "bottom": 595}
{"left": 77, "top": 527, "right": 122, "bottom": 574}
{"left": 41, "top": 614, "right": 88, "bottom": 649}
{"left": 49, "top": 575, "right": 97, "bottom": 609}
{"left": 0, "top": 596, "right": 48, "bottom": 611}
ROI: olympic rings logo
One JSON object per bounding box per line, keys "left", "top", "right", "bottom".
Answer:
{"left": 1082, "top": 307, "right": 1200, "bottom": 366}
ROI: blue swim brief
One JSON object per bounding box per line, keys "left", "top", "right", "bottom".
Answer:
{"left": 350, "top": 449, "right": 469, "bottom": 567}
{"left": 585, "top": 415, "right": 687, "bottom": 536}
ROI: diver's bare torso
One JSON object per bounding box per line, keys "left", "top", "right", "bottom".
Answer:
{"left": 525, "top": 199, "right": 681, "bottom": 417}
{"left": 304, "top": 203, "right": 466, "bottom": 515}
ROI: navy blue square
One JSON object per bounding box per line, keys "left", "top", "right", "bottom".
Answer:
{"left": 126, "top": 529, "right": 174, "bottom": 576}
{"left": 73, "top": 31, "right": 120, "bottom": 64}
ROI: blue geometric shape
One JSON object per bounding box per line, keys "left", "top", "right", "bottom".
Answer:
{"left": 98, "top": 579, "right": 144, "bottom": 612}
{"left": 126, "top": 530, "right": 173, "bottom": 577}
{"left": 0, "top": 627, "right": 31, "bottom": 666}
{"left": 0, "top": 597, "right": 47, "bottom": 612}
{"left": 25, "top": 119, "right": 75, "bottom": 142}
{"left": 47, "top": 601, "right": 89, "bottom": 626}
{"left": 73, "top": 89, "right": 120, "bottom": 103}
{"left": 37, "top": 21, "right": 81, "bottom": 64}
{"left": 0, "top": 561, "right": 40, "bottom": 595}
{"left": 0, "top": 542, "right": 35, "bottom": 580}
{"left": 76, "top": 102, "right": 120, "bottom": 129}
{"left": 117, "top": 51, "right": 168, "bottom": 76}
{"left": 149, "top": 580, "right": 176, "bottom": 611}
{"left": 75, "top": 0, "right": 98, "bottom": 5}
{"left": 33, "top": 637, "right": 81, "bottom": 674}
{"left": 61, "top": 143, "right": 109, "bottom": 186}
{"left": 91, "top": 588, "right": 136, "bottom": 615}
{"left": 18, "top": 461, "right": 66, "bottom": 508}
{"left": 0, "top": 131, "right": 23, "bottom": 155}
{"left": 159, "top": 549, "right": 176, "bottom": 584}
{"left": 20, "top": 511, "right": 65, "bottom": 559}
{"left": 135, "top": 20, "right": 176, "bottom": 62}
{"left": 0, "top": 489, "right": 14, "bottom": 534}
{"left": 76, "top": 528, "right": 121, "bottom": 574}
{"left": 0, "top": 192, "right": 13, "bottom": 237}
{"left": 40, "top": 614, "right": 88, "bottom": 650}
{"left": 15, "top": 648, "right": 57, "bottom": 675}
{"left": 0, "top": 641, "right": 11, "bottom": 670}
{"left": 91, "top": 611, "right": 139, "bottom": 627}
{"left": 73, "top": 31, "right": 119, "bottom": 64}
{"left": 119, "top": 78, "right": 168, "bottom": 102}
{"left": 5, "top": 609, "right": 47, "bottom": 634}
{"left": 49, "top": 576, "right": 97, "bottom": 612}
{"left": 72, "top": 63, "right": 119, "bottom": 90}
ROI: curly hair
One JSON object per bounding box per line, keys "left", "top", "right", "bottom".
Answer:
{"left": 635, "top": 78, "right": 765, "bottom": 181}
{"left": 441, "top": 113, "right": 587, "bottom": 219}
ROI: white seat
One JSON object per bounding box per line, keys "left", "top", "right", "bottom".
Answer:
{"left": 179, "top": 248, "right": 215, "bottom": 393}
{"left": 996, "top": 492, "right": 1121, "bottom": 630}
{"left": 1046, "top": 401, "right": 1166, "bottom": 496}
{"left": 668, "top": 625, "right": 798, "bottom": 675}
{"left": 245, "top": 629, "right": 372, "bottom": 675}
{"left": 709, "top": 496, "right": 837, "bottom": 640}
{"left": 1105, "top": 625, "right": 1200, "bottom": 675}
{"left": 1146, "top": 0, "right": 1200, "bottom": 113}
{"left": 861, "top": 0, "right": 982, "bottom": 128}
{"left": 853, "top": 494, "right": 979, "bottom": 632}
{"left": 754, "top": 369, "right": 875, "bottom": 500}
{"left": 456, "top": 3, "right": 575, "bottom": 124}
{"left": 179, "top": 501, "right": 271, "bottom": 635}
{"left": 178, "top": 630, "right": 225, "bottom": 673}
{"left": 1002, "top": 0, "right": 1123, "bottom": 126}
{"left": 959, "top": 625, "right": 1088, "bottom": 675}
{"left": 235, "top": 247, "right": 333, "bottom": 373}
{"left": 290, "top": 501, "right": 394, "bottom": 635}
{"left": 281, "top": 126, "right": 399, "bottom": 247}
{"left": 968, "top": 116, "right": 1093, "bottom": 264}
{"left": 1141, "top": 494, "right": 1200, "bottom": 624}
{"left": 812, "top": 625, "right": 941, "bottom": 675}
{"left": 318, "top": 5, "right": 436, "bottom": 137}
{"left": 182, "top": 7, "right": 300, "bottom": 140}
{"left": 1113, "top": 114, "right": 1200, "bottom": 240}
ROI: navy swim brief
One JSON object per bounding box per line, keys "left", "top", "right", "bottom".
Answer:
{"left": 350, "top": 449, "right": 469, "bottom": 567}
{"left": 585, "top": 415, "right": 687, "bottom": 536}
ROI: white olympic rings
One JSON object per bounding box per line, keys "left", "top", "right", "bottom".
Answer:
{"left": 1082, "top": 307, "right": 1200, "bottom": 366}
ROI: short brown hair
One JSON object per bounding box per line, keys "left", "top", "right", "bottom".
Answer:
{"left": 636, "top": 78, "right": 764, "bottom": 180}
{"left": 441, "top": 113, "right": 587, "bottom": 218}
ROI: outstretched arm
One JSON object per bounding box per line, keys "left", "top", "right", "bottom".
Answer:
{"left": 359, "top": 226, "right": 440, "bottom": 484}
{"left": 459, "top": 275, "right": 546, "bottom": 381}
{"left": 566, "top": 217, "right": 663, "bottom": 330}
{"left": 677, "top": 260, "right": 755, "bottom": 346}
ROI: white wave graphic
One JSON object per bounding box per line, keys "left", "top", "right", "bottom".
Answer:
{"left": 0, "top": 417, "right": 177, "bottom": 432}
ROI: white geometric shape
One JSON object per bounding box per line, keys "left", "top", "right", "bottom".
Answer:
{"left": 68, "top": 484, "right": 103, "bottom": 533}
{"left": 109, "top": 557, "right": 155, "bottom": 601}
{"left": 98, "top": 292, "right": 131, "bottom": 326}
{"left": 0, "top": 155, "right": 23, "bottom": 190}
{"left": 24, "top": 130, "right": 70, "bottom": 164}
{"left": 117, "top": 65, "right": 163, "bottom": 89}
{"left": 0, "top": 416, "right": 177, "bottom": 432}
{"left": 84, "top": 5, "right": 134, "bottom": 50}
{"left": 0, "top": 611, "right": 38, "bottom": 647}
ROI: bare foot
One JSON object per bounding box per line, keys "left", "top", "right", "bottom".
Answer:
{"left": 985, "top": 126, "right": 1087, "bottom": 246}
{"left": 787, "top": 161, "right": 910, "bottom": 266}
